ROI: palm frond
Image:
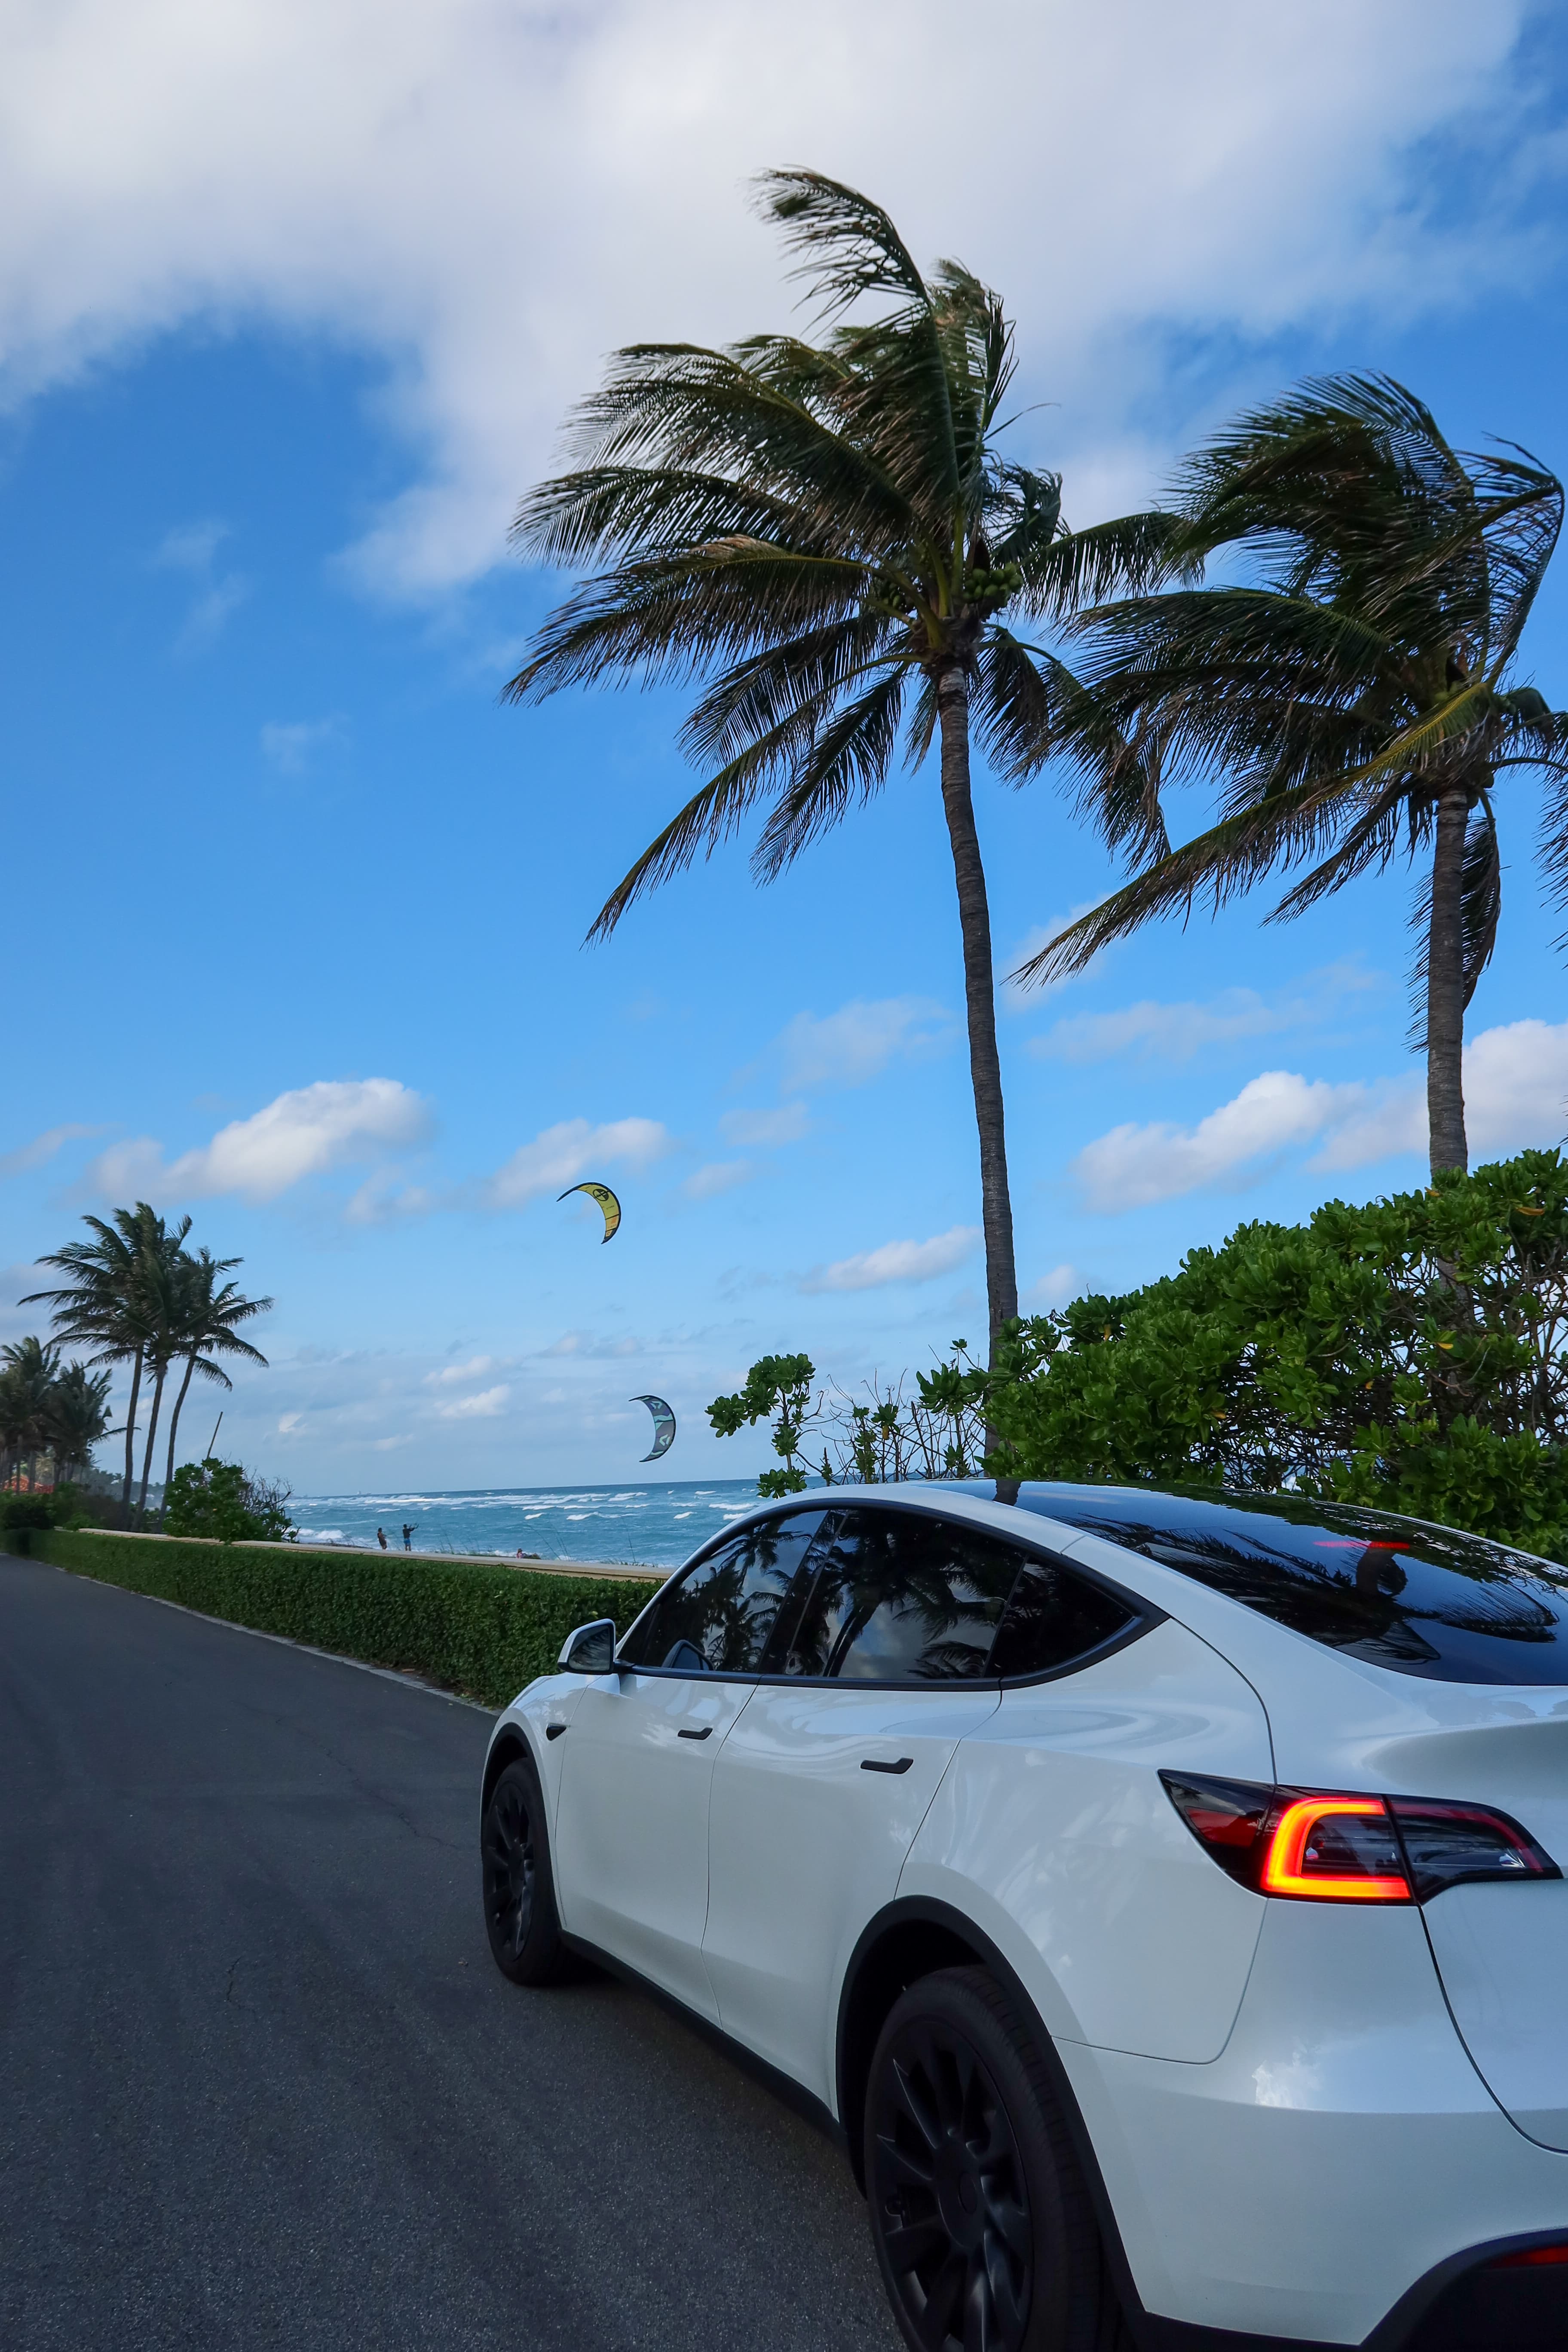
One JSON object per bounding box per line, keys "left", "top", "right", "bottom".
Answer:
{"left": 756, "top": 168, "right": 928, "bottom": 314}
{"left": 1017, "top": 511, "right": 1197, "bottom": 619}
{"left": 751, "top": 669, "right": 908, "bottom": 879}
{"left": 503, "top": 546, "right": 875, "bottom": 703}
{"left": 527, "top": 343, "right": 916, "bottom": 551}
{"left": 681, "top": 616, "right": 903, "bottom": 768}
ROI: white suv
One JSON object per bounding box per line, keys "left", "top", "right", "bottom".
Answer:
{"left": 480, "top": 1481, "right": 1568, "bottom": 2352}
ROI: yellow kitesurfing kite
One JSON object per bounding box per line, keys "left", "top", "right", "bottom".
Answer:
{"left": 557, "top": 1181, "right": 622, "bottom": 1243}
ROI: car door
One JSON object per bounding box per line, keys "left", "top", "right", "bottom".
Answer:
{"left": 702, "top": 1506, "right": 1020, "bottom": 2104}
{"left": 551, "top": 1508, "right": 826, "bottom": 2019}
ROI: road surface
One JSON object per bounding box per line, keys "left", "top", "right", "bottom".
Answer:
{"left": 0, "top": 1555, "right": 900, "bottom": 2351}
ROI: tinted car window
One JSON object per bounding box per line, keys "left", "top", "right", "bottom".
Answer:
{"left": 967, "top": 1480, "right": 1568, "bottom": 1687}
{"left": 785, "top": 1509, "right": 1024, "bottom": 1681}
{"left": 989, "top": 1556, "right": 1136, "bottom": 1681}
{"left": 618, "top": 1511, "right": 826, "bottom": 1673}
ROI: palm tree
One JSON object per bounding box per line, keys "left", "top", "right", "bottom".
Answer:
{"left": 159, "top": 1249, "right": 273, "bottom": 1509}
{"left": 1021, "top": 375, "right": 1567, "bottom": 1176}
{"left": 0, "top": 1368, "right": 30, "bottom": 1489}
{"left": 44, "top": 1360, "right": 113, "bottom": 1488}
{"left": 0, "top": 1338, "right": 58, "bottom": 1488}
{"left": 503, "top": 172, "right": 1164, "bottom": 1355}
{"left": 24, "top": 1204, "right": 190, "bottom": 1518}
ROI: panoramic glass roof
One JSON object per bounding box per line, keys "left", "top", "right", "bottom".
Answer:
{"left": 943, "top": 1481, "right": 1568, "bottom": 1686}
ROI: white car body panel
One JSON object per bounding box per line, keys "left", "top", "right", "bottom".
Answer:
{"left": 704, "top": 1682, "right": 998, "bottom": 2102}
{"left": 551, "top": 1667, "right": 750, "bottom": 2019}
{"left": 487, "top": 1483, "right": 1568, "bottom": 2346}
{"left": 896, "top": 1617, "right": 1272, "bottom": 2059}
{"left": 1058, "top": 1896, "right": 1568, "bottom": 2343}
{"left": 1421, "top": 1879, "right": 1568, "bottom": 2150}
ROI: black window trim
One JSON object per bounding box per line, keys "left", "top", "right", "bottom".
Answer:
{"left": 613, "top": 1493, "right": 1164, "bottom": 1691}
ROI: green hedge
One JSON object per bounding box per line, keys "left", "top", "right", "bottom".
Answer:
{"left": 5, "top": 1528, "right": 662, "bottom": 1708}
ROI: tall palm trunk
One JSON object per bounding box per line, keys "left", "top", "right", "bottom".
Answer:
{"left": 120, "top": 1346, "right": 144, "bottom": 1517}
{"left": 1427, "top": 785, "right": 1470, "bottom": 1177}
{"left": 137, "top": 1359, "right": 168, "bottom": 1525}
{"left": 161, "top": 1351, "right": 199, "bottom": 1523}
{"left": 935, "top": 663, "right": 1018, "bottom": 1356}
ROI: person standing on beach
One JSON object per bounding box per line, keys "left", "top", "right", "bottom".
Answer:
{"left": 376, "top": 1526, "right": 387, "bottom": 1550}
{"left": 401, "top": 1522, "right": 415, "bottom": 1551}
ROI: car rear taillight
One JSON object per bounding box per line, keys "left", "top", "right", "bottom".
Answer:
{"left": 1384, "top": 1798, "right": 1559, "bottom": 1901}
{"left": 1160, "top": 1773, "right": 1559, "bottom": 1903}
{"left": 1491, "top": 2245, "right": 1568, "bottom": 2269}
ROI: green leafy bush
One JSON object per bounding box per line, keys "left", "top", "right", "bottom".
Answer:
{"left": 1, "top": 1526, "right": 662, "bottom": 1707}
{"left": 164, "top": 1458, "right": 296, "bottom": 1544}
{"left": 0, "top": 1492, "right": 56, "bottom": 1550}
{"left": 711, "top": 1152, "right": 1568, "bottom": 1557}
{"left": 985, "top": 1149, "right": 1568, "bottom": 1555}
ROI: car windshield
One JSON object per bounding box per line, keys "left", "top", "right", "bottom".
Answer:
{"left": 944, "top": 1482, "right": 1568, "bottom": 1685}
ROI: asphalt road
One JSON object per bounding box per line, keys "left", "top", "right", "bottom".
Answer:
{"left": 0, "top": 1556, "right": 901, "bottom": 2352}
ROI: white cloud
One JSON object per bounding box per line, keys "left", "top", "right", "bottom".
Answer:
{"left": 779, "top": 998, "right": 956, "bottom": 1093}
{"left": 801, "top": 1224, "right": 981, "bottom": 1293}
{"left": 0, "top": 2, "right": 1538, "bottom": 593}
{"left": 0, "top": 1121, "right": 103, "bottom": 1178}
{"left": 433, "top": 1382, "right": 511, "bottom": 1419}
{"left": 1317, "top": 1018, "right": 1568, "bottom": 1170}
{"left": 277, "top": 1411, "right": 303, "bottom": 1434}
{"left": 541, "top": 1331, "right": 642, "bottom": 1358}
{"left": 424, "top": 1355, "right": 503, "bottom": 1386}
{"left": 261, "top": 716, "right": 347, "bottom": 775}
{"left": 683, "top": 1160, "right": 754, "bottom": 1200}
{"left": 1024, "top": 1263, "right": 1080, "bottom": 1310}
{"left": 92, "top": 1077, "right": 432, "bottom": 1203}
{"left": 484, "top": 1115, "right": 671, "bottom": 1209}
{"left": 175, "top": 574, "right": 248, "bottom": 652}
{"left": 151, "top": 515, "right": 247, "bottom": 648}
{"left": 344, "top": 1173, "right": 438, "bottom": 1224}
{"left": 1033, "top": 965, "right": 1378, "bottom": 1065}
{"left": 1074, "top": 1019, "right": 1568, "bottom": 1210}
{"left": 1075, "top": 1071, "right": 1361, "bottom": 1211}
{"left": 153, "top": 519, "right": 228, "bottom": 572}
{"left": 719, "top": 1103, "right": 810, "bottom": 1147}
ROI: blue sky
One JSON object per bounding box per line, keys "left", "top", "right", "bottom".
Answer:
{"left": 3, "top": 0, "right": 1568, "bottom": 1492}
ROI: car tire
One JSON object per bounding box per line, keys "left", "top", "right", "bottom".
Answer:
{"left": 864, "top": 1965, "right": 1130, "bottom": 2352}
{"left": 481, "top": 1755, "right": 570, "bottom": 1986}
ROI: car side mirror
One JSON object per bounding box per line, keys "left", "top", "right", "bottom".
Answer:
{"left": 558, "top": 1618, "right": 619, "bottom": 1675}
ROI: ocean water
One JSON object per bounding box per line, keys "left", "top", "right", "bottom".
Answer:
{"left": 290, "top": 1478, "right": 775, "bottom": 1570}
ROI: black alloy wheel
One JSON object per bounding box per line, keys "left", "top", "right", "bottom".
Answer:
{"left": 866, "top": 1968, "right": 1124, "bottom": 2352}
{"left": 481, "top": 1756, "right": 568, "bottom": 1985}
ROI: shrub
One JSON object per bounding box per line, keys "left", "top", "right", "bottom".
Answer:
{"left": 0, "top": 1492, "right": 56, "bottom": 1550}
{"left": 1, "top": 1526, "right": 662, "bottom": 1707}
{"left": 164, "top": 1458, "right": 296, "bottom": 1544}
{"left": 711, "top": 1151, "right": 1568, "bottom": 1558}
{"left": 984, "top": 1148, "right": 1568, "bottom": 1555}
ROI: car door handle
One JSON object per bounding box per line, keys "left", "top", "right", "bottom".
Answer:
{"left": 677, "top": 1726, "right": 713, "bottom": 1740}
{"left": 861, "top": 1756, "right": 913, "bottom": 1774}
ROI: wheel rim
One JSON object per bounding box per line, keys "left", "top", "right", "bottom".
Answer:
{"left": 482, "top": 1779, "right": 536, "bottom": 1960}
{"left": 870, "top": 2017, "right": 1032, "bottom": 2352}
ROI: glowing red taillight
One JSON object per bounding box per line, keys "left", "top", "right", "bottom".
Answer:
{"left": 1160, "top": 1773, "right": 1559, "bottom": 1904}
{"left": 1491, "top": 2244, "right": 1568, "bottom": 2269}
{"left": 1259, "top": 1796, "right": 1410, "bottom": 1902}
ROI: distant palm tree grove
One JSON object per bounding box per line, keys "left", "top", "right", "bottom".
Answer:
{"left": 12, "top": 1202, "right": 273, "bottom": 1522}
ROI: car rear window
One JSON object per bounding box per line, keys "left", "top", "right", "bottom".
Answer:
{"left": 949, "top": 1482, "right": 1568, "bottom": 1686}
